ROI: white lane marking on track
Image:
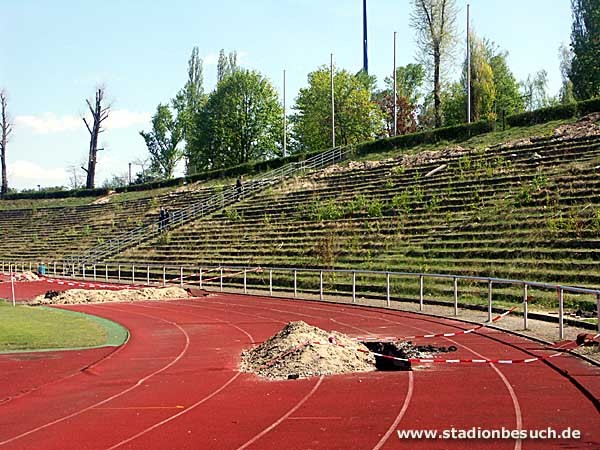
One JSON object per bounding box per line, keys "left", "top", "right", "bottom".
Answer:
{"left": 0, "top": 306, "right": 190, "bottom": 447}
{"left": 102, "top": 301, "right": 259, "bottom": 448}
{"left": 372, "top": 371, "right": 415, "bottom": 450}
{"left": 236, "top": 376, "right": 325, "bottom": 450}
{"left": 209, "top": 296, "right": 524, "bottom": 450}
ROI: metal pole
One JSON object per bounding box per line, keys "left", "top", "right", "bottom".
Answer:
{"left": 331, "top": 53, "right": 335, "bottom": 148}
{"left": 243, "top": 268, "right": 247, "bottom": 294}
{"left": 220, "top": 267, "right": 223, "bottom": 292}
{"left": 453, "top": 277, "right": 458, "bottom": 316}
{"left": 393, "top": 31, "right": 397, "bottom": 136}
{"left": 163, "top": 267, "right": 166, "bottom": 286}
{"left": 147, "top": 266, "right": 150, "bottom": 285}
{"left": 105, "top": 264, "right": 108, "bottom": 282}
{"left": 180, "top": 267, "right": 183, "bottom": 288}
{"left": 419, "top": 275, "right": 424, "bottom": 311}
{"left": 82, "top": 264, "right": 86, "bottom": 280}
{"left": 558, "top": 288, "right": 564, "bottom": 340}
{"left": 363, "top": 0, "right": 368, "bottom": 73}
{"left": 294, "top": 270, "right": 297, "bottom": 298}
{"left": 597, "top": 294, "right": 600, "bottom": 333}
{"left": 283, "top": 69, "right": 287, "bottom": 157}
{"left": 386, "top": 272, "right": 391, "bottom": 307}
{"left": 132, "top": 265, "right": 135, "bottom": 285}
{"left": 320, "top": 270, "right": 324, "bottom": 301}
{"left": 269, "top": 269, "right": 273, "bottom": 296}
{"left": 523, "top": 284, "right": 529, "bottom": 330}
{"left": 352, "top": 271, "right": 356, "bottom": 303}
{"left": 118, "top": 264, "right": 121, "bottom": 282}
{"left": 488, "top": 280, "right": 493, "bottom": 322}
{"left": 93, "top": 265, "right": 96, "bottom": 281}
{"left": 467, "top": 3, "right": 471, "bottom": 124}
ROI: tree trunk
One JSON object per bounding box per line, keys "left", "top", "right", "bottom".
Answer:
{"left": 0, "top": 91, "right": 11, "bottom": 196}
{"left": 433, "top": 46, "right": 442, "bottom": 128}
{"left": 83, "top": 88, "right": 109, "bottom": 189}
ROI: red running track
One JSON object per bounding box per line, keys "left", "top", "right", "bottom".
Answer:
{"left": 0, "top": 283, "right": 599, "bottom": 449}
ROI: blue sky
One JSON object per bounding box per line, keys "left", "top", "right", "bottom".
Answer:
{"left": 1, "top": 0, "right": 571, "bottom": 190}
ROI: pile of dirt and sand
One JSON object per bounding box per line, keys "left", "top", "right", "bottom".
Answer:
{"left": 553, "top": 112, "right": 600, "bottom": 140}
{"left": 240, "top": 321, "right": 448, "bottom": 380}
{"left": 14, "top": 271, "right": 40, "bottom": 281}
{"left": 30, "top": 286, "right": 191, "bottom": 305}
{"left": 240, "top": 321, "right": 375, "bottom": 380}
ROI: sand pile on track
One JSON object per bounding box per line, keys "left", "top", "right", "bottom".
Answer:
{"left": 240, "top": 321, "right": 375, "bottom": 380}
{"left": 15, "top": 271, "right": 40, "bottom": 281}
{"left": 30, "top": 286, "right": 190, "bottom": 305}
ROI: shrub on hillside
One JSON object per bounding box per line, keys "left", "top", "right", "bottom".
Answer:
{"left": 506, "top": 104, "right": 578, "bottom": 127}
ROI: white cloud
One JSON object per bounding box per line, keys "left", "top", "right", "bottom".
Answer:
{"left": 7, "top": 160, "right": 68, "bottom": 190}
{"left": 15, "top": 109, "right": 151, "bottom": 134}
{"left": 15, "top": 113, "right": 80, "bottom": 134}
{"left": 104, "top": 109, "right": 151, "bottom": 130}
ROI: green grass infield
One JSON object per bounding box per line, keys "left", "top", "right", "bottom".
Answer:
{"left": 0, "top": 301, "right": 128, "bottom": 353}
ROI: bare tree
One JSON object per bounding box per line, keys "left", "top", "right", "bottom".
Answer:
{"left": 411, "top": 0, "right": 458, "bottom": 128}
{"left": 82, "top": 87, "right": 110, "bottom": 189}
{"left": 66, "top": 163, "right": 85, "bottom": 190}
{"left": 0, "top": 89, "right": 12, "bottom": 197}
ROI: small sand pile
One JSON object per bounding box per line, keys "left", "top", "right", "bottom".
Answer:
{"left": 15, "top": 271, "right": 40, "bottom": 281}
{"left": 30, "top": 286, "right": 190, "bottom": 305}
{"left": 240, "top": 321, "right": 375, "bottom": 380}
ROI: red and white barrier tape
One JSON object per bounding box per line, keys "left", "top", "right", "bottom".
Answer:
{"left": 354, "top": 306, "right": 518, "bottom": 342}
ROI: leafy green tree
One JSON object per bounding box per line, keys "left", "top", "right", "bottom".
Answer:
{"left": 217, "top": 49, "right": 239, "bottom": 82}
{"left": 172, "top": 47, "right": 206, "bottom": 169}
{"left": 140, "top": 104, "right": 184, "bottom": 178}
{"left": 468, "top": 34, "right": 496, "bottom": 122}
{"left": 411, "top": 0, "right": 458, "bottom": 128}
{"left": 188, "top": 69, "right": 282, "bottom": 171}
{"left": 559, "top": 43, "right": 576, "bottom": 104}
{"left": 292, "top": 66, "right": 384, "bottom": 152}
{"left": 375, "top": 64, "right": 425, "bottom": 136}
{"left": 440, "top": 81, "right": 466, "bottom": 126}
{"left": 569, "top": 0, "right": 600, "bottom": 99}
{"left": 489, "top": 51, "right": 524, "bottom": 116}
{"left": 520, "top": 70, "right": 556, "bottom": 111}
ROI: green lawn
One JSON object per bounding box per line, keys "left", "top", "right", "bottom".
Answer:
{"left": 0, "top": 301, "right": 127, "bottom": 352}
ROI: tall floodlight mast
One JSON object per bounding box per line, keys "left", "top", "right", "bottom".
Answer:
{"left": 331, "top": 53, "right": 335, "bottom": 148}
{"left": 363, "top": 0, "right": 368, "bottom": 73}
{"left": 467, "top": 4, "right": 471, "bottom": 123}
{"left": 393, "top": 31, "right": 397, "bottom": 136}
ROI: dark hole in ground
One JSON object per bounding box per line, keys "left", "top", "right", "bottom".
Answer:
{"left": 362, "top": 341, "right": 458, "bottom": 371}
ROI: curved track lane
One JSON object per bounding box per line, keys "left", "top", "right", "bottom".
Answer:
{"left": 0, "top": 292, "right": 598, "bottom": 449}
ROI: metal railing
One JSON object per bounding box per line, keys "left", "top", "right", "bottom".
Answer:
{"left": 65, "top": 146, "right": 347, "bottom": 266}
{"left": 4, "top": 260, "right": 599, "bottom": 340}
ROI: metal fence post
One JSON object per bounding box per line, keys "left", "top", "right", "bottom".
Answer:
{"left": 597, "top": 294, "right": 600, "bottom": 333}
{"left": 93, "top": 265, "right": 97, "bottom": 281}
{"left": 220, "top": 267, "right": 223, "bottom": 292}
{"left": 319, "top": 270, "right": 323, "bottom": 301}
{"left": 147, "top": 266, "right": 150, "bottom": 285}
{"left": 419, "top": 275, "right": 424, "bottom": 311}
{"left": 163, "top": 267, "right": 166, "bottom": 286}
{"left": 352, "top": 271, "right": 356, "bottom": 303}
{"left": 180, "top": 267, "right": 184, "bottom": 288}
{"left": 82, "top": 264, "right": 86, "bottom": 280}
{"left": 453, "top": 277, "right": 458, "bottom": 316}
{"left": 54, "top": 262, "right": 57, "bottom": 276}
{"left": 118, "top": 264, "right": 121, "bottom": 282}
{"left": 523, "top": 284, "right": 529, "bottom": 330}
{"left": 294, "top": 270, "right": 297, "bottom": 298}
{"left": 269, "top": 269, "right": 273, "bottom": 296}
{"left": 488, "top": 280, "right": 493, "bottom": 322}
{"left": 199, "top": 268, "right": 203, "bottom": 289}
{"left": 558, "top": 287, "right": 564, "bottom": 340}
{"left": 243, "top": 268, "right": 247, "bottom": 294}
{"left": 105, "top": 264, "right": 108, "bottom": 282}
{"left": 132, "top": 265, "right": 135, "bottom": 285}
{"left": 386, "top": 272, "right": 391, "bottom": 307}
